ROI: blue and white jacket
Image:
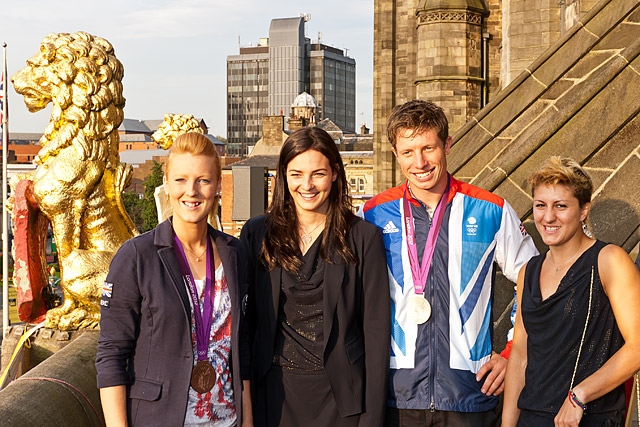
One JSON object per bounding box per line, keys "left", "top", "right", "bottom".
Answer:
{"left": 361, "top": 177, "right": 537, "bottom": 411}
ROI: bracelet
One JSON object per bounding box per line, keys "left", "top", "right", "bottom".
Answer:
{"left": 568, "top": 390, "right": 587, "bottom": 413}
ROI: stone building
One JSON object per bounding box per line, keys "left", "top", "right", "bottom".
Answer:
{"left": 374, "top": 0, "right": 611, "bottom": 191}
{"left": 374, "top": 0, "right": 640, "bottom": 247}
{"left": 374, "top": 0, "right": 640, "bottom": 350}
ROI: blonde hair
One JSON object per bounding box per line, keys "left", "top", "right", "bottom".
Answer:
{"left": 165, "top": 132, "right": 221, "bottom": 182}
{"left": 529, "top": 156, "right": 593, "bottom": 207}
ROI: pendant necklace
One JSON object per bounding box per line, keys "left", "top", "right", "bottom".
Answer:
{"left": 184, "top": 245, "right": 207, "bottom": 262}
{"left": 550, "top": 241, "right": 584, "bottom": 276}
{"left": 300, "top": 221, "right": 325, "bottom": 246}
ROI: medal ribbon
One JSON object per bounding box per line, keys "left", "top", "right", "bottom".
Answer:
{"left": 173, "top": 234, "right": 214, "bottom": 362}
{"left": 403, "top": 177, "right": 450, "bottom": 295}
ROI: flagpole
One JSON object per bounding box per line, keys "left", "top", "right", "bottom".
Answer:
{"left": 2, "top": 42, "right": 9, "bottom": 334}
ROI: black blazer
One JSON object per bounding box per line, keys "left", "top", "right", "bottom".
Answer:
{"left": 96, "top": 219, "right": 249, "bottom": 427}
{"left": 240, "top": 215, "right": 390, "bottom": 426}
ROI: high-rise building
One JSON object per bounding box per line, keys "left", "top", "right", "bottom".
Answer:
{"left": 309, "top": 43, "right": 356, "bottom": 139}
{"left": 226, "top": 40, "right": 269, "bottom": 157}
{"left": 227, "top": 16, "right": 356, "bottom": 157}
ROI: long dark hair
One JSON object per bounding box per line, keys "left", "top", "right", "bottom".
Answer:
{"left": 261, "top": 127, "right": 356, "bottom": 272}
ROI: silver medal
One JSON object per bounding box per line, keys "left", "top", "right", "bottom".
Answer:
{"left": 407, "top": 295, "right": 431, "bottom": 324}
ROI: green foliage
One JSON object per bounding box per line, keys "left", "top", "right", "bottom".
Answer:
{"left": 140, "top": 160, "right": 165, "bottom": 232}
{"left": 122, "top": 190, "right": 144, "bottom": 231}
{"left": 215, "top": 135, "right": 227, "bottom": 143}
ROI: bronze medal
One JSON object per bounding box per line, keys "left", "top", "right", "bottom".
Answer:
{"left": 190, "top": 360, "right": 216, "bottom": 394}
{"left": 407, "top": 295, "right": 431, "bottom": 324}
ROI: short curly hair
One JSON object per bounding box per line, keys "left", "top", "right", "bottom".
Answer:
{"left": 529, "top": 156, "right": 593, "bottom": 207}
{"left": 386, "top": 100, "right": 449, "bottom": 147}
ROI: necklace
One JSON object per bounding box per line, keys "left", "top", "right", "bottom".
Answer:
{"left": 184, "top": 244, "right": 207, "bottom": 262}
{"left": 299, "top": 221, "right": 325, "bottom": 246}
{"left": 550, "top": 241, "right": 584, "bottom": 275}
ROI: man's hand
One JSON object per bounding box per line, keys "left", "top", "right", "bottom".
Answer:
{"left": 476, "top": 352, "right": 507, "bottom": 396}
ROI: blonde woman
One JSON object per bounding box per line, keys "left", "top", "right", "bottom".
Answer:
{"left": 503, "top": 157, "right": 640, "bottom": 427}
{"left": 97, "top": 133, "right": 252, "bottom": 427}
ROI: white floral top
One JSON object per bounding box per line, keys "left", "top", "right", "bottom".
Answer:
{"left": 184, "top": 264, "right": 235, "bottom": 427}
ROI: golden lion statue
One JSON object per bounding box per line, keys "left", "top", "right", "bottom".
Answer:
{"left": 11, "top": 31, "right": 138, "bottom": 330}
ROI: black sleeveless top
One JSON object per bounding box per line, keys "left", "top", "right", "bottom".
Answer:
{"left": 518, "top": 240, "right": 625, "bottom": 415}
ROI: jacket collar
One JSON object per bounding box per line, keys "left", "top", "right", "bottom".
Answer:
{"left": 154, "top": 217, "right": 234, "bottom": 249}
{"left": 155, "top": 218, "right": 239, "bottom": 321}
{"left": 403, "top": 173, "right": 459, "bottom": 207}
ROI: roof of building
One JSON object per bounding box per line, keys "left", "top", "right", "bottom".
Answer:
{"left": 119, "top": 149, "right": 168, "bottom": 166}
{"left": 222, "top": 154, "right": 278, "bottom": 170}
{"left": 119, "top": 117, "right": 208, "bottom": 134}
{"left": 142, "top": 119, "right": 164, "bottom": 132}
{"left": 342, "top": 133, "right": 374, "bottom": 145}
{"left": 292, "top": 92, "right": 317, "bottom": 108}
{"left": 206, "top": 134, "right": 225, "bottom": 147}
{"left": 120, "top": 134, "right": 154, "bottom": 142}
{"left": 119, "top": 118, "right": 152, "bottom": 133}
{"left": 316, "top": 118, "right": 344, "bottom": 140}
{"left": 8, "top": 132, "right": 43, "bottom": 142}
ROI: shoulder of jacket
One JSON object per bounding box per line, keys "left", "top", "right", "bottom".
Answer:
{"left": 453, "top": 179, "right": 505, "bottom": 209}
{"left": 363, "top": 184, "right": 405, "bottom": 213}
{"left": 244, "top": 214, "right": 267, "bottom": 230}
{"left": 350, "top": 216, "right": 379, "bottom": 234}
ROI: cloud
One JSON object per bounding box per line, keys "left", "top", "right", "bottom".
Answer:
{"left": 4, "top": 0, "right": 374, "bottom": 135}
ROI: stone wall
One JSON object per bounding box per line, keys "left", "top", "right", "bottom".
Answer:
{"left": 451, "top": 0, "right": 640, "bottom": 251}
{"left": 485, "top": 0, "right": 503, "bottom": 100}
{"left": 502, "top": 0, "right": 562, "bottom": 86}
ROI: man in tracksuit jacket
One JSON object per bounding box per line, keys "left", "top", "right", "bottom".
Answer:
{"left": 361, "top": 100, "right": 538, "bottom": 426}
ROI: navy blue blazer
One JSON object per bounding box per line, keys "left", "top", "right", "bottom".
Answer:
{"left": 96, "top": 219, "right": 249, "bottom": 427}
{"left": 240, "top": 215, "right": 390, "bottom": 427}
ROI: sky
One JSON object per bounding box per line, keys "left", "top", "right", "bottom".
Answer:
{"left": 2, "top": 0, "right": 374, "bottom": 138}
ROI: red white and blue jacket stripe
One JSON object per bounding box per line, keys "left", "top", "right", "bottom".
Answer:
{"left": 360, "top": 176, "right": 537, "bottom": 411}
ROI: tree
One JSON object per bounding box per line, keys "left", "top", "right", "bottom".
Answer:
{"left": 140, "top": 160, "right": 164, "bottom": 232}
{"left": 122, "top": 190, "right": 144, "bottom": 232}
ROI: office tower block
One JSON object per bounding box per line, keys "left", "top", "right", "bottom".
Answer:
{"left": 227, "top": 15, "right": 356, "bottom": 157}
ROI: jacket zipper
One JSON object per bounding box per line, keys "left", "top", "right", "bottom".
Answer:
{"left": 427, "top": 213, "right": 437, "bottom": 413}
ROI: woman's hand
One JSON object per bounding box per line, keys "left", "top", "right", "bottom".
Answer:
{"left": 241, "top": 380, "right": 254, "bottom": 427}
{"left": 554, "top": 393, "right": 584, "bottom": 427}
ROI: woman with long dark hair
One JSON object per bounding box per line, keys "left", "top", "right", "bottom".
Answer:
{"left": 240, "top": 127, "right": 390, "bottom": 427}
